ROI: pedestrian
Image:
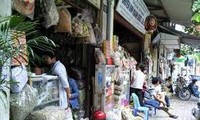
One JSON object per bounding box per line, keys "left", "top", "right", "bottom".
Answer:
{"left": 165, "top": 76, "right": 174, "bottom": 94}
{"left": 43, "top": 51, "right": 71, "bottom": 109}
{"left": 130, "top": 64, "right": 145, "bottom": 106}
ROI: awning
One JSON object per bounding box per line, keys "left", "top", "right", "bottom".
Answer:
{"left": 161, "top": 0, "right": 192, "bottom": 26}
{"left": 159, "top": 25, "right": 200, "bottom": 48}
{"left": 152, "top": 32, "right": 180, "bottom": 49}
{"left": 160, "top": 33, "right": 180, "bottom": 49}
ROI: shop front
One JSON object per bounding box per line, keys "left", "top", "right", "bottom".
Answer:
{"left": 0, "top": 0, "right": 105, "bottom": 120}
{"left": 92, "top": 0, "right": 151, "bottom": 119}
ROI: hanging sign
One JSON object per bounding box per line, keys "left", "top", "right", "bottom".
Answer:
{"left": 116, "top": 0, "right": 150, "bottom": 34}
{"left": 144, "top": 15, "right": 158, "bottom": 33}
{"left": 88, "top": 0, "right": 101, "bottom": 9}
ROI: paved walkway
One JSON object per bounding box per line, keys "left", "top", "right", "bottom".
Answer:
{"left": 150, "top": 96, "right": 198, "bottom": 120}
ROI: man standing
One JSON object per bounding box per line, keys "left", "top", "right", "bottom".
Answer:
{"left": 43, "top": 52, "right": 71, "bottom": 109}
{"left": 130, "top": 64, "right": 145, "bottom": 106}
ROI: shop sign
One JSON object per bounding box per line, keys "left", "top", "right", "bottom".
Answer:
{"left": 88, "top": 0, "right": 101, "bottom": 9}
{"left": 116, "top": 0, "right": 150, "bottom": 34}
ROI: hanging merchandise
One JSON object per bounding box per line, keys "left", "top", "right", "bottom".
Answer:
{"left": 40, "top": 0, "right": 59, "bottom": 28}
{"left": 13, "top": 0, "right": 35, "bottom": 19}
{"left": 81, "top": 9, "right": 96, "bottom": 44}
{"left": 54, "top": 7, "right": 72, "bottom": 33}
{"left": 10, "top": 84, "right": 37, "bottom": 120}
{"left": 95, "top": 48, "right": 106, "bottom": 65}
{"left": 144, "top": 15, "right": 158, "bottom": 33}
{"left": 72, "top": 13, "right": 89, "bottom": 37}
{"left": 94, "top": 24, "right": 102, "bottom": 45}
{"left": 83, "top": 20, "right": 97, "bottom": 44}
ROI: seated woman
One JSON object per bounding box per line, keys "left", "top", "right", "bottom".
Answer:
{"left": 188, "top": 79, "right": 200, "bottom": 98}
{"left": 68, "top": 77, "right": 80, "bottom": 110}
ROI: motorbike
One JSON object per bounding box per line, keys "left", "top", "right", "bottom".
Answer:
{"left": 175, "top": 76, "right": 192, "bottom": 101}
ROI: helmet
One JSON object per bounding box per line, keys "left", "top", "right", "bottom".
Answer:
{"left": 93, "top": 110, "right": 106, "bottom": 120}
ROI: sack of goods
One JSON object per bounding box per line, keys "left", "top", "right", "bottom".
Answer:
{"left": 10, "top": 84, "right": 37, "bottom": 120}
{"left": 25, "top": 106, "right": 66, "bottom": 120}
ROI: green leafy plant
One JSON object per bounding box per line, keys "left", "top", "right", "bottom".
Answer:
{"left": 0, "top": 15, "right": 56, "bottom": 88}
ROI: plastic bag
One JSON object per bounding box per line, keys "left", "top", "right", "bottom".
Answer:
{"left": 26, "top": 106, "right": 66, "bottom": 120}
{"left": 0, "top": 88, "right": 9, "bottom": 120}
{"left": 40, "top": 0, "right": 59, "bottom": 28}
{"left": 94, "top": 24, "right": 102, "bottom": 45}
{"left": 13, "top": 0, "right": 35, "bottom": 19}
{"left": 95, "top": 48, "right": 106, "bottom": 65}
{"left": 55, "top": 7, "right": 72, "bottom": 33}
{"left": 10, "top": 84, "right": 37, "bottom": 120}
{"left": 72, "top": 14, "right": 90, "bottom": 37}
{"left": 11, "top": 64, "right": 28, "bottom": 93}
{"left": 72, "top": 14, "right": 84, "bottom": 37}
{"left": 84, "top": 20, "right": 96, "bottom": 44}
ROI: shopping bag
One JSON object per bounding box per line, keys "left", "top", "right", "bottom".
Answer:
{"left": 11, "top": 64, "right": 28, "bottom": 93}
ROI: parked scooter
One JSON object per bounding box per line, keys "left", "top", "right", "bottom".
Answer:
{"left": 177, "top": 78, "right": 199, "bottom": 101}
{"left": 175, "top": 76, "right": 191, "bottom": 100}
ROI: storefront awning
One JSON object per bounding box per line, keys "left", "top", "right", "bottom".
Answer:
{"left": 160, "top": 33, "right": 180, "bottom": 49}
{"left": 152, "top": 32, "right": 180, "bottom": 49}
{"left": 159, "top": 25, "right": 200, "bottom": 48}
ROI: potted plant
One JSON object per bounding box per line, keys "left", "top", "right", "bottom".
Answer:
{"left": 0, "top": 15, "right": 55, "bottom": 120}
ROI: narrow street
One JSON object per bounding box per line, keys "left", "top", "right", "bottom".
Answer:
{"left": 150, "top": 96, "right": 197, "bottom": 120}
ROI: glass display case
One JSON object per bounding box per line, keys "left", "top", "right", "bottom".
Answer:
{"left": 29, "top": 74, "right": 59, "bottom": 110}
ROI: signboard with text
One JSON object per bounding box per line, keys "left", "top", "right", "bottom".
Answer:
{"left": 116, "top": 0, "right": 150, "bottom": 34}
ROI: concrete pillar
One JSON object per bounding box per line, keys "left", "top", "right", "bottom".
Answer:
{"left": 107, "top": 0, "right": 114, "bottom": 53}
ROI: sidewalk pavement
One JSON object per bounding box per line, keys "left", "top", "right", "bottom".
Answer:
{"left": 150, "top": 96, "right": 197, "bottom": 120}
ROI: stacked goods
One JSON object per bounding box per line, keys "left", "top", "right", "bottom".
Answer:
{"left": 95, "top": 48, "right": 106, "bottom": 65}
{"left": 11, "top": 30, "right": 28, "bottom": 66}
{"left": 10, "top": 85, "right": 37, "bottom": 120}
{"left": 25, "top": 106, "right": 66, "bottom": 120}
{"left": 113, "top": 35, "right": 119, "bottom": 51}
{"left": 103, "top": 40, "right": 111, "bottom": 58}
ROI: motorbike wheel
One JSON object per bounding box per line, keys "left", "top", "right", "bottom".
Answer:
{"left": 178, "top": 88, "right": 191, "bottom": 101}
